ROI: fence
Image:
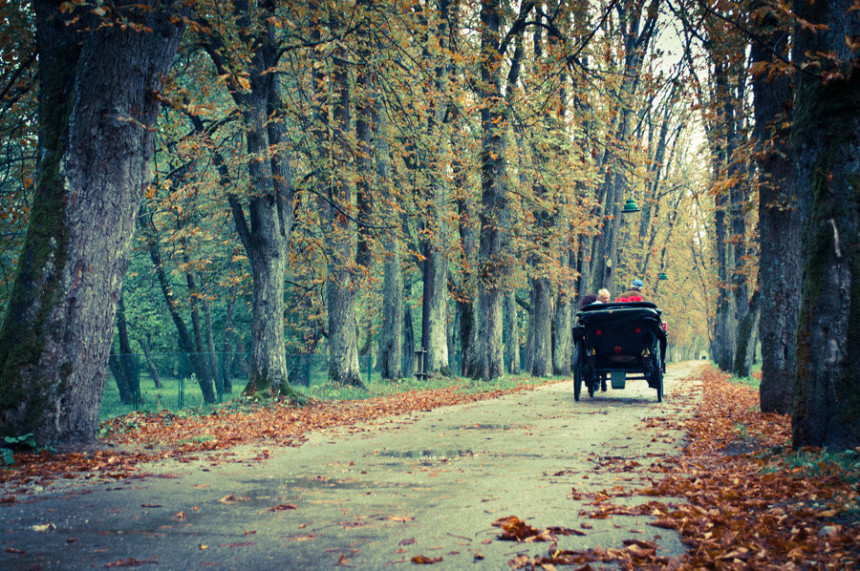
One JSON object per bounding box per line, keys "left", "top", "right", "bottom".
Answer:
{"left": 104, "top": 351, "right": 465, "bottom": 414}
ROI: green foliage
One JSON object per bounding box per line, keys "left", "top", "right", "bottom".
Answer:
{"left": 783, "top": 449, "right": 860, "bottom": 485}
{"left": 1, "top": 432, "right": 55, "bottom": 466}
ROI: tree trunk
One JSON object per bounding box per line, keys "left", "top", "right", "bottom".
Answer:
{"left": 380, "top": 241, "right": 404, "bottom": 379}
{"left": 734, "top": 291, "right": 760, "bottom": 377}
{"left": 204, "top": 1, "right": 296, "bottom": 398}
{"left": 374, "top": 88, "right": 403, "bottom": 380}
{"left": 116, "top": 293, "right": 139, "bottom": 404}
{"left": 553, "top": 289, "right": 573, "bottom": 376}
{"left": 750, "top": 3, "right": 800, "bottom": 414}
{"left": 403, "top": 288, "right": 416, "bottom": 377}
{"left": 504, "top": 292, "right": 520, "bottom": 374}
{"left": 180, "top": 245, "right": 216, "bottom": 397}
{"left": 0, "top": 1, "right": 185, "bottom": 444}
{"left": 221, "top": 289, "right": 235, "bottom": 394}
{"left": 472, "top": 0, "right": 534, "bottom": 380}
{"left": 530, "top": 278, "right": 553, "bottom": 376}
{"left": 790, "top": 0, "right": 860, "bottom": 449}
{"left": 203, "top": 300, "right": 222, "bottom": 400}
{"left": 139, "top": 206, "right": 216, "bottom": 403}
{"left": 324, "top": 44, "right": 364, "bottom": 388}
{"left": 139, "top": 335, "right": 162, "bottom": 389}
{"left": 108, "top": 348, "right": 134, "bottom": 405}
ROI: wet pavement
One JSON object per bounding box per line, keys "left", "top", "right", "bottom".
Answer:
{"left": 1, "top": 362, "right": 705, "bottom": 570}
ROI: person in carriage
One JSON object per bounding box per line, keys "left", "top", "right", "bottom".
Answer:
{"left": 616, "top": 279, "right": 649, "bottom": 303}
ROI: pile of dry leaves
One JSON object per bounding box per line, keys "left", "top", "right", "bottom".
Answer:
{"left": 494, "top": 368, "right": 859, "bottom": 569}
{"left": 0, "top": 381, "right": 538, "bottom": 488}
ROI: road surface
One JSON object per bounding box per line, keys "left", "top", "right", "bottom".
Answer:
{"left": 2, "top": 362, "right": 705, "bottom": 570}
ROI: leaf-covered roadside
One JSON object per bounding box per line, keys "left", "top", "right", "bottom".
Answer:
{"left": 501, "top": 368, "right": 859, "bottom": 569}
{"left": 0, "top": 378, "right": 547, "bottom": 489}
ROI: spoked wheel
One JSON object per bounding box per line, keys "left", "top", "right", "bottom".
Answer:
{"left": 649, "top": 343, "right": 664, "bottom": 402}
{"left": 573, "top": 342, "right": 583, "bottom": 401}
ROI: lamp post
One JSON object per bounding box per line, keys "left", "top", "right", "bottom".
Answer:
{"left": 622, "top": 198, "right": 641, "bottom": 213}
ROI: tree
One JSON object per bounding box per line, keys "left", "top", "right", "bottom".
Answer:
{"left": 749, "top": 0, "right": 798, "bottom": 414}
{"left": 790, "top": 0, "right": 859, "bottom": 449}
{"left": 193, "top": 0, "right": 299, "bottom": 397}
{"left": 0, "top": 1, "right": 186, "bottom": 444}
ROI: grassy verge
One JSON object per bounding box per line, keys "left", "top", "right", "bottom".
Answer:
{"left": 100, "top": 372, "right": 560, "bottom": 422}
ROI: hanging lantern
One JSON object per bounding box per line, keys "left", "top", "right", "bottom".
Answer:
{"left": 659, "top": 271, "right": 668, "bottom": 280}
{"left": 622, "top": 198, "right": 641, "bottom": 213}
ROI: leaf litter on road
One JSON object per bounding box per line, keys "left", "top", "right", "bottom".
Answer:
{"left": 495, "top": 367, "right": 859, "bottom": 569}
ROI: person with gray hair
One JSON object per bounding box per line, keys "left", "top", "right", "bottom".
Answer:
{"left": 615, "top": 279, "right": 649, "bottom": 303}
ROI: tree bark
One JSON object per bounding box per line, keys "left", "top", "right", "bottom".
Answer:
{"left": 504, "top": 292, "right": 520, "bottom": 374}
{"left": 139, "top": 205, "right": 216, "bottom": 403}
{"left": 472, "top": 0, "right": 534, "bottom": 380}
{"left": 530, "top": 277, "right": 553, "bottom": 376}
{"left": 750, "top": 4, "right": 800, "bottom": 413}
{"left": 0, "top": 1, "right": 185, "bottom": 444}
{"left": 324, "top": 42, "right": 364, "bottom": 388}
{"left": 204, "top": 0, "right": 296, "bottom": 397}
{"left": 114, "top": 292, "right": 140, "bottom": 404}
{"left": 553, "top": 288, "right": 573, "bottom": 376}
{"left": 139, "top": 335, "right": 162, "bottom": 390}
{"left": 790, "top": 0, "right": 860, "bottom": 449}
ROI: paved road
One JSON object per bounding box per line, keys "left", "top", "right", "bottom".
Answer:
{"left": 2, "top": 362, "right": 705, "bottom": 570}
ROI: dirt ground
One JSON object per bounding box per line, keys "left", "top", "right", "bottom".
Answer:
{"left": 1, "top": 362, "right": 706, "bottom": 570}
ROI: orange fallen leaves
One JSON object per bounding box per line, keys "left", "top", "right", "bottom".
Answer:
{"left": 410, "top": 554, "right": 443, "bottom": 564}
{"left": 497, "top": 367, "right": 859, "bottom": 570}
{"left": 0, "top": 383, "right": 541, "bottom": 488}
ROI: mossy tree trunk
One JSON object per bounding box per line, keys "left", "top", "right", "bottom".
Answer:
{"left": 0, "top": 1, "right": 185, "bottom": 444}
{"left": 750, "top": 2, "right": 800, "bottom": 414}
{"left": 790, "top": 0, "right": 860, "bottom": 449}
{"left": 203, "top": 0, "right": 297, "bottom": 398}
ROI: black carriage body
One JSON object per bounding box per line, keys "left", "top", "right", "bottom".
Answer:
{"left": 572, "top": 302, "right": 667, "bottom": 401}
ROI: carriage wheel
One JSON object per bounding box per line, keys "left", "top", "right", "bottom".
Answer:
{"left": 573, "top": 343, "right": 583, "bottom": 401}
{"left": 651, "top": 343, "right": 664, "bottom": 402}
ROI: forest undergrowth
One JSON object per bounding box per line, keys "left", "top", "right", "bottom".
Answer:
{"left": 1, "top": 367, "right": 858, "bottom": 569}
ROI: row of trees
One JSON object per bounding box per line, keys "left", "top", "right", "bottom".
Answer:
{"left": 0, "top": 0, "right": 855, "bottom": 448}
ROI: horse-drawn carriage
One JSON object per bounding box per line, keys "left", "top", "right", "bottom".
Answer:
{"left": 572, "top": 301, "right": 667, "bottom": 402}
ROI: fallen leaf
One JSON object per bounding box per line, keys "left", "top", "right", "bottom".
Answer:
{"left": 411, "top": 555, "right": 443, "bottom": 564}
{"left": 104, "top": 556, "right": 158, "bottom": 567}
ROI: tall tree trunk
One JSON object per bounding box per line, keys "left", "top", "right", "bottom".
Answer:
{"left": 0, "top": 1, "right": 185, "bottom": 443}
{"left": 504, "top": 292, "right": 520, "bottom": 374}
{"left": 553, "top": 288, "right": 573, "bottom": 376}
{"left": 115, "top": 292, "right": 139, "bottom": 404}
{"left": 734, "top": 291, "right": 760, "bottom": 377}
{"left": 751, "top": 4, "right": 800, "bottom": 414}
{"left": 324, "top": 43, "right": 364, "bottom": 388}
{"left": 204, "top": 0, "right": 296, "bottom": 397}
{"left": 375, "top": 99, "right": 403, "bottom": 380}
{"left": 180, "top": 244, "right": 216, "bottom": 396}
{"left": 403, "top": 276, "right": 416, "bottom": 377}
{"left": 790, "top": 0, "right": 860, "bottom": 449}
{"left": 203, "top": 300, "right": 222, "bottom": 400}
{"left": 108, "top": 348, "right": 134, "bottom": 405}
{"left": 472, "top": 0, "right": 534, "bottom": 380}
{"left": 530, "top": 278, "right": 553, "bottom": 376}
{"left": 727, "top": 67, "right": 753, "bottom": 377}
{"left": 139, "top": 335, "right": 162, "bottom": 389}
{"left": 139, "top": 206, "right": 216, "bottom": 403}
{"left": 711, "top": 60, "right": 735, "bottom": 371}
{"left": 221, "top": 286, "right": 235, "bottom": 394}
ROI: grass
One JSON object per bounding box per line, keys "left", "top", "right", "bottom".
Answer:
{"left": 101, "top": 369, "right": 559, "bottom": 423}
{"left": 728, "top": 362, "right": 762, "bottom": 390}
